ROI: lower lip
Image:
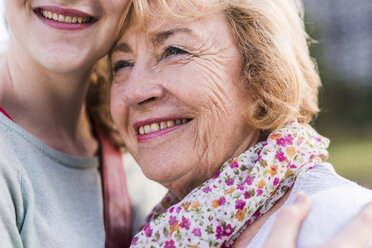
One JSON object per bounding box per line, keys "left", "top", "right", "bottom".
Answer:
{"left": 137, "top": 123, "right": 187, "bottom": 143}
{"left": 35, "top": 12, "right": 95, "bottom": 31}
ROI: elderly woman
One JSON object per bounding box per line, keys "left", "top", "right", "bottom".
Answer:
{"left": 109, "top": 0, "right": 372, "bottom": 247}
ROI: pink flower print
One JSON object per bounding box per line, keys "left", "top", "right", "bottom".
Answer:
{"left": 180, "top": 216, "right": 191, "bottom": 230}
{"left": 164, "top": 239, "right": 176, "bottom": 248}
{"left": 275, "top": 151, "right": 286, "bottom": 162}
{"left": 230, "top": 161, "right": 239, "bottom": 168}
{"left": 254, "top": 155, "right": 262, "bottom": 163}
{"left": 244, "top": 191, "right": 250, "bottom": 199}
{"left": 131, "top": 237, "right": 138, "bottom": 246}
{"left": 223, "top": 224, "right": 234, "bottom": 237}
{"left": 273, "top": 177, "right": 279, "bottom": 186}
{"left": 221, "top": 241, "right": 229, "bottom": 248}
{"left": 276, "top": 134, "right": 294, "bottom": 147}
{"left": 212, "top": 171, "right": 221, "bottom": 179}
{"left": 225, "top": 178, "right": 234, "bottom": 186}
{"left": 276, "top": 137, "right": 287, "bottom": 147}
{"left": 218, "top": 197, "right": 226, "bottom": 206}
{"left": 289, "top": 163, "right": 297, "bottom": 169}
{"left": 146, "top": 212, "right": 154, "bottom": 222}
{"left": 192, "top": 227, "right": 201, "bottom": 237}
{"left": 238, "top": 175, "right": 254, "bottom": 190}
{"left": 168, "top": 216, "right": 178, "bottom": 226}
{"left": 144, "top": 224, "right": 153, "bottom": 238}
{"left": 256, "top": 189, "right": 263, "bottom": 196}
{"left": 235, "top": 199, "right": 246, "bottom": 210}
{"left": 203, "top": 186, "right": 212, "bottom": 193}
{"left": 169, "top": 207, "right": 174, "bottom": 213}
{"left": 285, "top": 134, "right": 294, "bottom": 145}
{"left": 216, "top": 226, "right": 224, "bottom": 239}
{"left": 176, "top": 206, "right": 182, "bottom": 213}
{"left": 245, "top": 175, "right": 253, "bottom": 185}
{"left": 237, "top": 184, "right": 244, "bottom": 190}
{"left": 313, "top": 136, "right": 321, "bottom": 142}
{"left": 253, "top": 210, "right": 261, "bottom": 219}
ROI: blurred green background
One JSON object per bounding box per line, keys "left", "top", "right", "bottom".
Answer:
{"left": 304, "top": 0, "right": 372, "bottom": 188}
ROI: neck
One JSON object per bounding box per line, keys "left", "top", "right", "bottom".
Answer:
{"left": 168, "top": 128, "right": 261, "bottom": 199}
{"left": 0, "top": 43, "right": 98, "bottom": 156}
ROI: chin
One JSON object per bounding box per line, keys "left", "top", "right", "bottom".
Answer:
{"left": 36, "top": 48, "right": 97, "bottom": 74}
{"left": 136, "top": 154, "right": 190, "bottom": 186}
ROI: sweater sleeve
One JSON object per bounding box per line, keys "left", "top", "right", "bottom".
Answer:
{"left": 0, "top": 158, "right": 25, "bottom": 248}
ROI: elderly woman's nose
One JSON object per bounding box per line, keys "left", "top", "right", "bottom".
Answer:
{"left": 121, "top": 69, "right": 166, "bottom": 106}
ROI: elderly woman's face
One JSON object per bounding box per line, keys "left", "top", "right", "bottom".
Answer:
{"left": 111, "top": 11, "right": 259, "bottom": 197}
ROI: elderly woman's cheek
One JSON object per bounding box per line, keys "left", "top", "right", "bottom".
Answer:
{"left": 110, "top": 83, "right": 127, "bottom": 135}
{"left": 194, "top": 58, "right": 243, "bottom": 116}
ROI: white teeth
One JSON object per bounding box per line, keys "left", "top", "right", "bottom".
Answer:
{"left": 144, "top": 125, "right": 151, "bottom": 134}
{"left": 58, "top": 14, "right": 65, "bottom": 22}
{"left": 139, "top": 126, "right": 145, "bottom": 135}
{"left": 39, "top": 8, "right": 91, "bottom": 24}
{"left": 150, "top": 123, "right": 160, "bottom": 132}
{"left": 160, "top": 121, "right": 167, "bottom": 130}
{"left": 65, "top": 16, "right": 72, "bottom": 22}
{"left": 167, "top": 120, "right": 175, "bottom": 128}
{"left": 138, "top": 119, "right": 189, "bottom": 135}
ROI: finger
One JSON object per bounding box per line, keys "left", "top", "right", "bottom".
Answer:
{"left": 318, "top": 201, "right": 372, "bottom": 248}
{"left": 263, "top": 192, "right": 311, "bottom": 248}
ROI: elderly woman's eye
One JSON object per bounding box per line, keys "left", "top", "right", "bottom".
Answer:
{"left": 112, "top": 60, "right": 133, "bottom": 73}
{"left": 163, "top": 47, "right": 188, "bottom": 58}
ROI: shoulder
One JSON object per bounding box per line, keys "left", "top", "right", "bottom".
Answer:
{"left": 295, "top": 163, "right": 372, "bottom": 211}
{"left": 294, "top": 163, "right": 372, "bottom": 247}
{"left": 0, "top": 115, "right": 31, "bottom": 208}
{"left": 247, "top": 163, "right": 372, "bottom": 248}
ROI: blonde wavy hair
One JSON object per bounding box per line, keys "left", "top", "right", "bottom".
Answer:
{"left": 92, "top": 0, "right": 321, "bottom": 142}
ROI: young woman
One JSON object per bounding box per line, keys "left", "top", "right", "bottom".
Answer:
{"left": 0, "top": 1, "right": 131, "bottom": 247}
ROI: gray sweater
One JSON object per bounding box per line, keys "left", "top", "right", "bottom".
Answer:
{"left": 0, "top": 113, "right": 105, "bottom": 248}
{"left": 247, "top": 163, "right": 372, "bottom": 248}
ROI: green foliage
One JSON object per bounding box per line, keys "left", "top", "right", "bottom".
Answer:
{"left": 304, "top": 18, "right": 372, "bottom": 188}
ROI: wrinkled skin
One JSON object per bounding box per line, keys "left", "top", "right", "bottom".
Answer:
{"left": 110, "top": 12, "right": 260, "bottom": 198}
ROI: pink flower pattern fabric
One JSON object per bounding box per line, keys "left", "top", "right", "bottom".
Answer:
{"left": 131, "top": 121, "right": 329, "bottom": 247}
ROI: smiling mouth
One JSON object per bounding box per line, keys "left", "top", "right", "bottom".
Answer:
{"left": 35, "top": 8, "right": 94, "bottom": 24}
{"left": 137, "top": 118, "right": 191, "bottom": 135}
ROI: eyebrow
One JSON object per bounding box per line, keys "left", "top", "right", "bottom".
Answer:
{"left": 112, "top": 42, "right": 132, "bottom": 53}
{"left": 112, "top": 28, "right": 196, "bottom": 54}
{"left": 152, "top": 28, "right": 194, "bottom": 45}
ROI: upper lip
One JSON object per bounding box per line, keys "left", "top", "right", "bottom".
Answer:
{"left": 34, "top": 5, "right": 96, "bottom": 19}
{"left": 133, "top": 116, "right": 192, "bottom": 133}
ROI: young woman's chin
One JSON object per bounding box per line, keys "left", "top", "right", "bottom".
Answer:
{"left": 33, "top": 45, "right": 101, "bottom": 74}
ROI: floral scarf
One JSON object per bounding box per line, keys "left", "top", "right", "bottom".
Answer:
{"left": 131, "top": 120, "right": 329, "bottom": 247}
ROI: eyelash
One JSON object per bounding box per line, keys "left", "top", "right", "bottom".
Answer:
{"left": 162, "top": 46, "right": 189, "bottom": 59}
{"left": 112, "top": 46, "right": 189, "bottom": 74}
{"left": 112, "top": 60, "right": 133, "bottom": 73}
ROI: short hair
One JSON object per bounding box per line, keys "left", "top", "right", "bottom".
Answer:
{"left": 117, "top": 0, "right": 321, "bottom": 132}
